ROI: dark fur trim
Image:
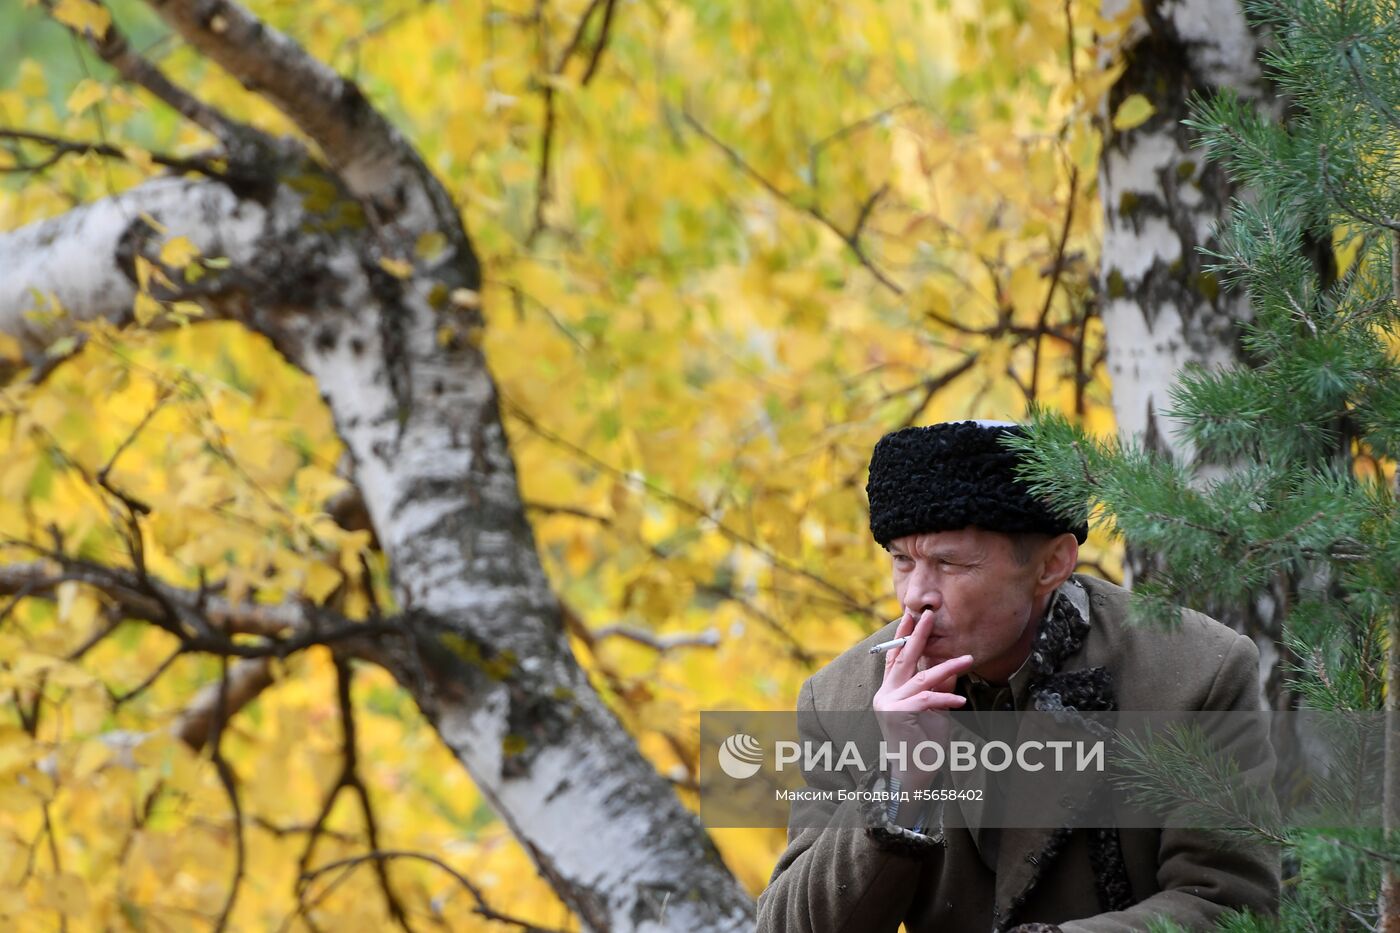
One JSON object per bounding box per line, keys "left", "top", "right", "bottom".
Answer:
{"left": 1087, "top": 826, "right": 1135, "bottom": 912}
{"left": 997, "top": 588, "right": 1134, "bottom": 929}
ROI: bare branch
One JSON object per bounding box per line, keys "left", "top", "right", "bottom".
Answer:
{"left": 173, "top": 657, "right": 273, "bottom": 749}
{"left": 589, "top": 623, "right": 721, "bottom": 652}
{"left": 291, "top": 656, "right": 414, "bottom": 929}
{"left": 0, "top": 559, "right": 396, "bottom": 661}
{"left": 334, "top": 655, "right": 414, "bottom": 931}
{"left": 894, "top": 354, "right": 981, "bottom": 429}
{"left": 50, "top": 3, "right": 259, "bottom": 149}
{"left": 530, "top": 0, "right": 619, "bottom": 242}
{"left": 1029, "top": 164, "right": 1079, "bottom": 399}
{"left": 808, "top": 100, "right": 918, "bottom": 192}
{"left": 112, "top": 646, "right": 184, "bottom": 705}
{"left": 527, "top": 502, "right": 817, "bottom": 665}
{"left": 66, "top": 602, "right": 122, "bottom": 661}
{"left": 303, "top": 850, "right": 574, "bottom": 933}
{"left": 553, "top": 0, "right": 608, "bottom": 75}
{"left": 683, "top": 110, "right": 905, "bottom": 295}
{"left": 208, "top": 657, "right": 246, "bottom": 932}
{"left": 139, "top": 0, "right": 408, "bottom": 197}
{"left": 505, "top": 398, "right": 877, "bottom": 617}
{"left": 575, "top": 0, "right": 618, "bottom": 86}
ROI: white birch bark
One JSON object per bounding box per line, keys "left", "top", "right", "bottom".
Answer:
{"left": 1099, "top": 0, "right": 1268, "bottom": 456}
{"left": 0, "top": 1, "right": 754, "bottom": 927}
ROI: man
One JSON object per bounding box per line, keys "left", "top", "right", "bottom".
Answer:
{"left": 756, "top": 420, "right": 1279, "bottom": 932}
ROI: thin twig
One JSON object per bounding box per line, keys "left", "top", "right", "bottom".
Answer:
{"left": 683, "top": 110, "right": 905, "bottom": 294}
{"left": 303, "top": 850, "right": 574, "bottom": 933}
{"left": 1029, "top": 165, "right": 1079, "bottom": 398}
{"left": 335, "top": 655, "right": 415, "bottom": 931}
{"left": 208, "top": 656, "right": 246, "bottom": 932}
{"left": 504, "top": 398, "right": 875, "bottom": 616}
{"left": 589, "top": 624, "right": 720, "bottom": 651}
{"left": 43, "top": 1, "right": 255, "bottom": 148}
{"left": 808, "top": 100, "right": 918, "bottom": 192}
{"left": 0, "top": 128, "right": 222, "bottom": 176}
{"left": 897, "top": 354, "right": 980, "bottom": 429}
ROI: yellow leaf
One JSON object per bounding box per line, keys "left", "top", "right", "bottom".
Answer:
{"left": 415, "top": 231, "right": 448, "bottom": 262}
{"left": 68, "top": 683, "right": 108, "bottom": 734}
{"left": 338, "top": 529, "right": 372, "bottom": 577}
{"left": 158, "top": 235, "right": 200, "bottom": 268}
{"left": 133, "top": 255, "right": 173, "bottom": 292}
{"left": 17, "top": 60, "right": 46, "bottom": 98}
{"left": 1111, "top": 94, "right": 1156, "bottom": 131}
{"left": 303, "top": 562, "right": 342, "bottom": 605}
{"left": 137, "top": 212, "right": 167, "bottom": 235}
{"left": 450, "top": 288, "right": 481, "bottom": 309}
{"left": 56, "top": 581, "right": 98, "bottom": 631}
{"left": 45, "top": 335, "right": 78, "bottom": 359}
{"left": 122, "top": 145, "right": 155, "bottom": 174}
{"left": 70, "top": 739, "right": 111, "bottom": 780}
{"left": 65, "top": 78, "right": 105, "bottom": 115}
{"left": 34, "top": 871, "right": 89, "bottom": 918}
{"left": 51, "top": 0, "right": 110, "bottom": 36}
{"left": 133, "top": 292, "right": 162, "bottom": 326}
{"left": 378, "top": 257, "right": 413, "bottom": 278}
{"left": 168, "top": 300, "right": 204, "bottom": 323}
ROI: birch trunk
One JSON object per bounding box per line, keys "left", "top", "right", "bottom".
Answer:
{"left": 1098, "top": 0, "right": 1290, "bottom": 705}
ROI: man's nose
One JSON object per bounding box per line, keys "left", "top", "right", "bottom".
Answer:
{"left": 903, "top": 566, "right": 943, "bottom": 616}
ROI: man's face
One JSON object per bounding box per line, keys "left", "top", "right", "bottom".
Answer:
{"left": 888, "top": 526, "right": 1057, "bottom": 684}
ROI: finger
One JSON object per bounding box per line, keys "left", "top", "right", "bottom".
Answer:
{"left": 883, "top": 610, "right": 916, "bottom": 672}
{"left": 915, "top": 691, "right": 968, "bottom": 711}
{"left": 922, "top": 653, "right": 976, "bottom": 691}
{"left": 883, "top": 692, "right": 967, "bottom": 714}
{"left": 887, "top": 658, "right": 967, "bottom": 702}
{"left": 891, "top": 610, "right": 934, "bottom": 681}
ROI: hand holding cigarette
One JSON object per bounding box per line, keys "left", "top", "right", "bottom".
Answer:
{"left": 871, "top": 609, "right": 974, "bottom": 794}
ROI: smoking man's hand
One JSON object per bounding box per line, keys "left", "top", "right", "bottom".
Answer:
{"left": 872, "top": 609, "right": 973, "bottom": 791}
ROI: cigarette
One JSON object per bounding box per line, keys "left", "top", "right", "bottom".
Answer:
{"left": 869, "top": 633, "right": 911, "bottom": 655}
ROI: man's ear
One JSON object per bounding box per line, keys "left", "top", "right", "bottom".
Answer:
{"left": 1035, "top": 533, "right": 1079, "bottom": 595}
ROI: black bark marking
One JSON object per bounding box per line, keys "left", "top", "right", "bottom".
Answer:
{"left": 114, "top": 214, "right": 162, "bottom": 285}
{"left": 1104, "top": 6, "right": 1260, "bottom": 351}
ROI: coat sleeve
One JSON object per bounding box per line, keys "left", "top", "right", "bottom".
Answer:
{"left": 755, "top": 677, "right": 946, "bottom": 933}
{"left": 1056, "top": 631, "right": 1281, "bottom": 933}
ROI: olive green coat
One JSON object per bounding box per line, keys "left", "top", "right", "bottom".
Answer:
{"left": 756, "top": 575, "right": 1279, "bottom": 932}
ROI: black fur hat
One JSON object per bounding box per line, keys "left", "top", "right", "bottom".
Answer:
{"left": 866, "top": 420, "right": 1088, "bottom": 546}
